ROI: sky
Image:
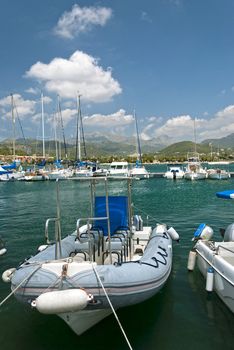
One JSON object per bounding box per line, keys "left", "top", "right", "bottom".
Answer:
{"left": 1, "top": 0, "right": 234, "bottom": 145}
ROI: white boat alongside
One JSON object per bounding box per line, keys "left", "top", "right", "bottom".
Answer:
{"left": 0, "top": 168, "right": 25, "bottom": 181}
{"left": 164, "top": 164, "right": 185, "bottom": 179}
{"left": 48, "top": 168, "right": 73, "bottom": 180}
{"left": 73, "top": 168, "right": 93, "bottom": 178}
{"left": 184, "top": 153, "right": 207, "bottom": 180}
{"left": 22, "top": 167, "right": 49, "bottom": 181}
{"left": 108, "top": 161, "right": 129, "bottom": 177}
{"left": 129, "top": 164, "right": 150, "bottom": 179}
{"left": 207, "top": 168, "right": 230, "bottom": 180}
{"left": 93, "top": 167, "right": 109, "bottom": 177}
{"left": 2, "top": 178, "right": 179, "bottom": 336}
{"left": 187, "top": 189, "right": 234, "bottom": 312}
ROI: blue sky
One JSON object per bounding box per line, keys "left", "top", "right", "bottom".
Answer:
{"left": 1, "top": 0, "right": 234, "bottom": 145}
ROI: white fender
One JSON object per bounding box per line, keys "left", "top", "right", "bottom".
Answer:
{"left": 187, "top": 250, "right": 197, "bottom": 271}
{"left": 206, "top": 267, "right": 214, "bottom": 292}
{"left": 31, "top": 289, "right": 92, "bottom": 314}
{"left": 167, "top": 227, "right": 180, "bottom": 241}
{"left": 0, "top": 248, "right": 7, "bottom": 256}
{"left": 37, "top": 245, "right": 48, "bottom": 252}
{"left": 2, "top": 268, "right": 16, "bottom": 283}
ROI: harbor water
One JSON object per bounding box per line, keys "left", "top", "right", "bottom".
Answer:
{"left": 1, "top": 164, "right": 234, "bottom": 349}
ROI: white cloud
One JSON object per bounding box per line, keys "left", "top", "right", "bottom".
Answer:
{"left": 199, "top": 105, "right": 234, "bottom": 139}
{"left": 53, "top": 4, "right": 112, "bottom": 39}
{"left": 42, "top": 95, "right": 53, "bottom": 104}
{"left": 58, "top": 108, "right": 77, "bottom": 126}
{"left": 140, "top": 123, "right": 155, "bottom": 141}
{"left": 25, "top": 87, "right": 38, "bottom": 95}
{"left": 83, "top": 109, "right": 134, "bottom": 127}
{"left": 141, "top": 12, "right": 152, "bottom": 23}
{"left": 140, "top": 104, "right": 234, "bottom": 143}
{"left": 26, "top": 50, "right": 122, "bottom": 102}
{"left": 0, "top": 94, "right": 36, "bottom": 119}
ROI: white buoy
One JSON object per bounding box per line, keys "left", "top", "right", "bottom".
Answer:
{"left": 187, "top": 250, "right": 197, "bottom": 271}
{"left": 2, "top": 268, "right": 16, "bottom": 283}
{"left": 206, "top": 267, "right": 214, "bottom": 292}
{"left": 0, "top": 248, "right": 7, "bottom": 256}
{"left": 167, "top": 227, "right": 180, "bottom": 241}
{"left": 31, "top": 289, "right": 92, "bottom": 314}
{"left": 37, "top": 245, "right": 48, "bottom": 252}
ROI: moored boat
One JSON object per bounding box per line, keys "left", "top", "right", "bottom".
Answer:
{"left": 2, "top": 178, "right": 179, "bottom": 336}
{"left": 129, "top": 111, "right": 150, "bottom": 179}
{"left": 187, "top": 189, "right": 234, "bottom": 312}
{"left": 184, "top": 153, "right": 207, "bottom": 180}
{"left": 207, "top": 168, "right": 230, "bottom": 180}
{"left": 164, "top": 164, "right": 185, "bottom": 179}
{"left": 108, "top": 161, "right": 129, "bottom": 177}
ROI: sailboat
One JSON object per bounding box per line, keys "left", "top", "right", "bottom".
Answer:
{"left": 129, "top": 110, "right": 150, "bottom": 179}
{"left": 73, "top": 94, "right": 95, "bottom": 178}
{"left": 184, "top": 119, "right": 207, "bottom": 180}
{"left": 24, "top": 93, "right": 49, "bottom": 181}
{"left": 48, "top": 96, "right": 73, "bottom": 180}
{"left": 0, "top": 94, "right": 25, "bottom": 181}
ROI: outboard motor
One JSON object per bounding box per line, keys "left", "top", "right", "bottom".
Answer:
{"left": 223, "top": 223, "right": 234, "bottom": 242}
{"left": 193, "top": 223, "right": 213, "bottom": 241}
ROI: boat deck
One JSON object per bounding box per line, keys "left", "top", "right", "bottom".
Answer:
{"left": 215, "top": 242, "right": 234, "bottom": 266}
{"left": 221, "top": 256, "right": 234, "bottom": 266}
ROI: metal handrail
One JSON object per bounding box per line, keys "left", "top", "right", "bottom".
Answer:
{"left": 76, "top": 216, "right": 108, "bottom": 236}
{"left": 45, "top": 217, "right": 60, "bottom": 244}
{"left": 216, "top": 244, "right": 234, "bottom": 255}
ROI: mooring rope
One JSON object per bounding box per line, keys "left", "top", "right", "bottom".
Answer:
{"left": 0, "top": 264, "right": 42, "bottom": 307}
{"left": 92, "top": 263, "right": 133, "bottom": 350}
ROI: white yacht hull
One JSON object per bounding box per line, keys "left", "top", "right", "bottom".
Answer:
{"left": 195, "top": 241, "right": 234, "bottom": 313}
{"left": 59, "top": 309, "right": 112, "bottom": 335}
{"left": 208, "top": 172, "right": 230, "bottom": 180}
{"left": 184, "top": 172, "right": 207, "bottom": 180}
{"left": 164, "top": 172, "right": 184, "bottom": 179}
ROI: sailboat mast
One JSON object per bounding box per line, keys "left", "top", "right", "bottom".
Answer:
{"left": 80, "top": 102, "right": 87, "bottom": 159}
{"left": 41, "top": 92, "right": 45, "bottom": 159}
{"left": 134, "top": 110, "right": 142, "bottom": 164}
{"left": 57, "top": 95, "right": 67, "bottom": 159}
{"left": 76, "top": 94, "right": 81, "bottom": 161}
{"left": 53, "top": 112, "right": 58, "bottom": 161}
{"left": 11, "top": 94, "right": 16, "bottom": 160}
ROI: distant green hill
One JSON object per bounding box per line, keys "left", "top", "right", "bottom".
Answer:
{"left": 159, "top": 141, "right": 210, "bottom": 156}
{"left": 202, "top": 133, "right": 234, "bottom": 149}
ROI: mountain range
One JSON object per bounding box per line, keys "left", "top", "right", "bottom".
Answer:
{"left": 0, "top": 132, "right": 234, "bottom": 158}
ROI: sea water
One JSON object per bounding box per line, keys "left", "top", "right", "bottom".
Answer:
{"left": 1, "top": 164, "right": 234, "bottom": 350}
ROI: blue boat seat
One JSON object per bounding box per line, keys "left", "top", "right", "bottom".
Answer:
{"left": 94, "top": 196, "right": 129, "bottom": 236}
